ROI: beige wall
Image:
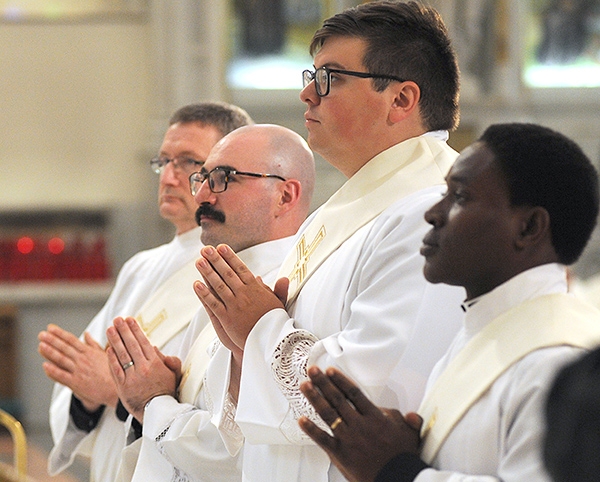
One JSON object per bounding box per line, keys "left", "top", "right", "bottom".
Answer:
{"left": 0, "top": 20, "right": 153, "bottom": 210}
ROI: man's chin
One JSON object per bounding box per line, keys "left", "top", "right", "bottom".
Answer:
{"left": 422, "top": 262, "right": 443, "bottom": 285}
{"left": 200, "top": 231, "right": 223, "bottom": 247}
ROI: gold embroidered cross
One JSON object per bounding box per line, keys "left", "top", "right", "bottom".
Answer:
{"left": 288, "top": 225, "right": 326, "bottom": 286}
{"left": 137, "top": 309, "right": 167, "bottom": 336}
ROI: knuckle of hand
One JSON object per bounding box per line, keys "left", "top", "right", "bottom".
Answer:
{"left": 331, "top": 392, "right": 346, "bottom": 406}
{"left": 347, "top": 386, "right": 362, "bottom": 399}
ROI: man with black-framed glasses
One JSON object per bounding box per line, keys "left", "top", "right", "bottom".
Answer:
{"left": 39, "top": 102, "right": 253, "bottom": 482}
{"left": 194, "top": 2, "right": 465, "bottom": 481}
{"left": 302, "top": 66, "right": 407, "bottom": 98}
{"left": 189, "top": 167, "right": 286, "bottom": 195}
{"left": 105, "top": 123, "right": 316, "bottom": 481}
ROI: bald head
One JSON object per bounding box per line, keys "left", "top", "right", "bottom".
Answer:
{"left": 226, "top": 124, "right": 315, "bottom": 212}
{"left": 194, "top": 124, "right": 316, "bottom": 252}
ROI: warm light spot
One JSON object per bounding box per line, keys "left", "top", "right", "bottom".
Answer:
{"left": 48, "top": 237, "right": 65, "bottom": 255}
{"left": 17, "top": 237, "right": 34, "bottom": 254}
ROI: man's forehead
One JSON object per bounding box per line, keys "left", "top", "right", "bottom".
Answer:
{"left": 207, "top": 134, "right": 268, "bottom": 171}
{"left": 314, "top": 36, "right": 365, "bottom": 67}
{"left": 447, "top": 142, "right": 495, "bottom": 182}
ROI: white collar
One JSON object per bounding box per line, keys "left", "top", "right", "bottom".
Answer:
{"left": 174, "top": 226, "right": 203, "bottom": 248}
{"left": 422, "top": 130, "right": 449, "bottom": 142}
{"left": 238, "top": 235, "right": 296, "bottom": 275}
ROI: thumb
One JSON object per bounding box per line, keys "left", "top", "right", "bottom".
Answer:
{"left": 155, "top": 346, "right": 182, "bottom": 373}
{"left": 164, "top": 355, "right": 182, "bottom": 373}
{"left": 273, "top": 277, "right": 290, "bottom": 305}
{"left": 404, "top": 412, "right": 424, "bottom": 431}
{"left": 83, "top": 331, "right": 102, "bottom": 349}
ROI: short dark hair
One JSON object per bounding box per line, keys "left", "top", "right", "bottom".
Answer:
{"left": 309, "top": 0, "right": 460, "bottom": 132}
{"left": 169, "top": 102, "right": 254, "bottom": 137}
{"left": 544, "top": 346, "right": 600, "bottom": 482}
{"left": 479, "top": 123, "right": 599, "bottom": 265}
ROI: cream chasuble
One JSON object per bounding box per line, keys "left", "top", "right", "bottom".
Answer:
{"left": 135, "top": 260, "right": 201, "bottom": 349}
{"left": 419, "top": 293, "right": 600, "bottom": 464}
{"left": 277, "top": 135, "right": 456, "bottom": 306}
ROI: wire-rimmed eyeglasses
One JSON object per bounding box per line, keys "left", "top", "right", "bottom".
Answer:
{"left": 189, "top": 167, "right": 286, "bottom": 195}
{"left": 150, "top": 156, "right": 204, "bottom": 175}
{"left": 302, "top": 66, "right": 406, "bottom": 97}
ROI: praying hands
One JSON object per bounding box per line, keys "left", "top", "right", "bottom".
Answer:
{"left": 194, "top": 244, "right": 289, "bottom": 350}
{"left": 38, "top": 324, "right": 117, "bottom": 411}
{"left": 299, "top": 366, "right": 423, "bottom": 482}
{"left": 106, "top": 316, "right": 182, "bottom": 423}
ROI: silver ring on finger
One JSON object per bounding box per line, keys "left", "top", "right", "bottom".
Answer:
{"left": 122, "top": 361, "right": 134, "bottom": 371}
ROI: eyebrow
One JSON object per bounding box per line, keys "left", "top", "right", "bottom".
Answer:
{"left": 445, "top": 173, "right": 469, "bottom": 184}
{"left": 314, "top": 61, "right": 347, "bottom": 70}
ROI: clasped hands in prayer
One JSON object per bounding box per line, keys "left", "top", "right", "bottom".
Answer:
{"left": 104, "top": 243, "right": 286, "bottom": 421}
{"left": 106, "top": 243, "right": 421, "bottom": 481}
{"left": 193, "top": 244, "right": 289, "bottom": 357}
{"left": 38, "top": 324, "right": 118, "bottom": 412}
{"left": 299, "top": 366, "right": 424, "bottom": 482}
{"left": 106, "top": 317, "right": 181, "bottom": 423}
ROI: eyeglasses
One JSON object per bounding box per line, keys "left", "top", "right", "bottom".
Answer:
{"left": 150, "top": 156, "right": 204, "bottom": 175}
{"left": 302, "top": 66, "right": 406, "bottom": 97}
{"left": 189, "top": 167, "right": 286, "bottom": 195}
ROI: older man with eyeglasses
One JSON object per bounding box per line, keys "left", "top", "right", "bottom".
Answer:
{"left": 38, "top": 102, "right": 253, "bottom": 482}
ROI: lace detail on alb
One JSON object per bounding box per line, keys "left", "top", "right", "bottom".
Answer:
{"left": 271, "top": 330, "right": 327, "bottom": 442}
{"left": 208, "top": 338, "right": 222, "bottom": 357}
{"left": 203, "top": 371, "right": 214, "bottom": 416}
{"left": 154, "top": 410, "right": 195, "bottom": 482}
{"left": 203, "top": 339, "right": 222, "bottom": 416}
{"left": 221, "top": 393, "right": 244, "bottom": 447}
{"left": 170, "top": 467, "right": 190, "bottom": 482}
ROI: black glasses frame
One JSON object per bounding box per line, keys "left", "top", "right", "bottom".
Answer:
{"left": 189, "top": 167, "right": 286, "bottom": 195}
{"left": 302, "top": 66, "right": 406, "bottom": 97}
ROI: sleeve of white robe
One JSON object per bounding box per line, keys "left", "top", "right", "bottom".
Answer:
{"left": 140, "top": 394, "right": 241, "bottom": 480}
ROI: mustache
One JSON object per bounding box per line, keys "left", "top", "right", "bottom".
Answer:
{"left": 195, "top": 204, "right": 226, "bottom": 225}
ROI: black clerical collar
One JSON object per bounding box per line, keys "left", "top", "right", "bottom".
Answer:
{"left": 460, "top": 297, "right": 480, "bottom": 312}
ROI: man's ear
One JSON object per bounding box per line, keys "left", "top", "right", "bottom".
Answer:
{"left": 276, "top": 179, "right": 302, "bottom": 214}
{"left": 515, "top": 206, "right": 552, "bottom": 249}
{"left": 388, "top": 81, "right": 420, "bottom": 124}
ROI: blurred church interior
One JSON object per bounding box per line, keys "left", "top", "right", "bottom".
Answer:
{"left": 1, "top": 0, "right": 599, "bottom": 479}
